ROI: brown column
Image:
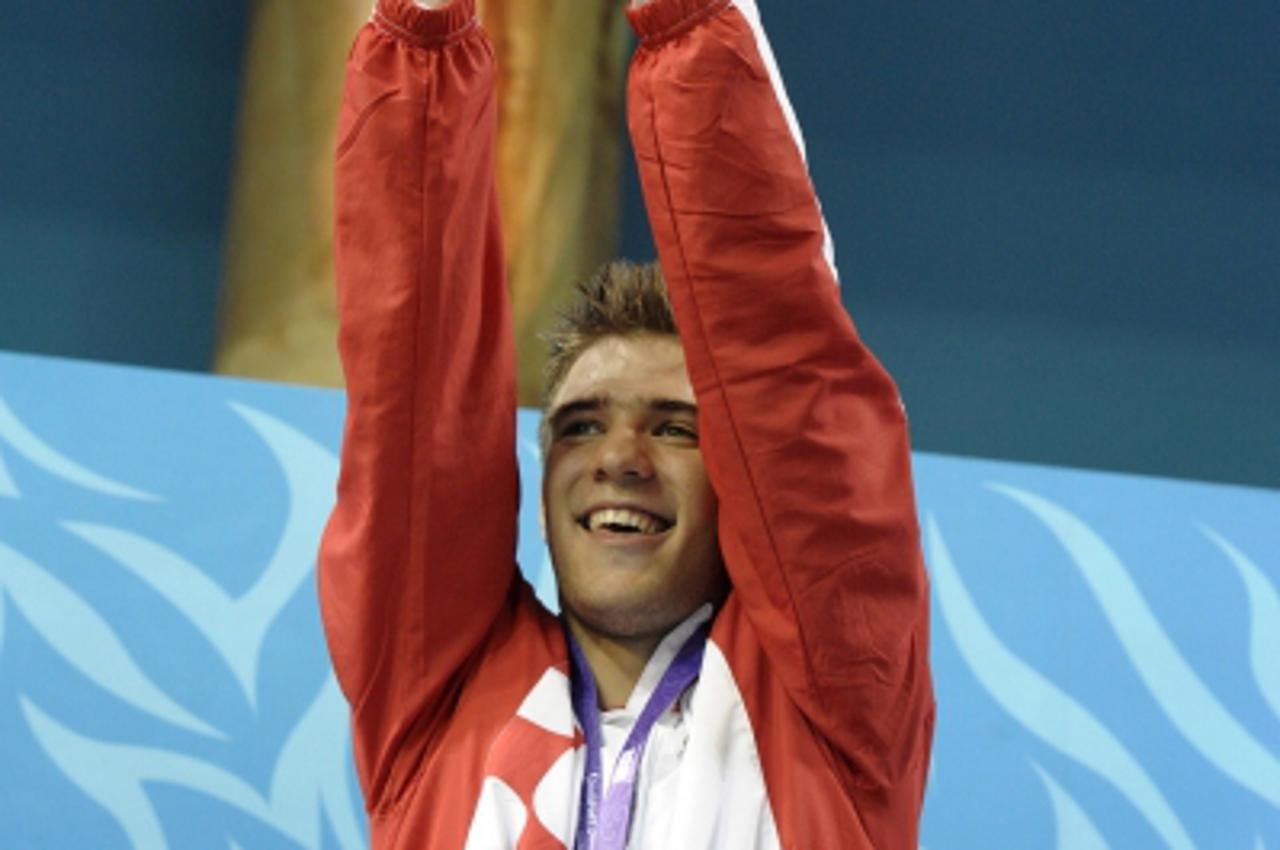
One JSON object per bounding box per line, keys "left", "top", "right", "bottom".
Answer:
{"left": 480, "top": 0, "right": 629, "bottom": 404}
{"left": 216, "top": 0, "right": 629, "bottom": 404}
{"left": 215, "top": 0, "right": 366, "bottom": 387}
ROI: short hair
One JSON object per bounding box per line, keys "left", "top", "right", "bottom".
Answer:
{"left": 541, "top": 259, "right": 677, "bottom": 408}
{"left": 539, "top": 260, "right": 677, "bottom": 451}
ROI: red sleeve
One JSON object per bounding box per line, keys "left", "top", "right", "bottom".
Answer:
{"left": 625, "top": 0, "right": 934, "bottom": 844}
{"left": 317, "top": 0, "right": 518, "bottom": 814}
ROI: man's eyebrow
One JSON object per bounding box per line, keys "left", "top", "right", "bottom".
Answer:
{"left": 547, "top": 397, "right": 606, "bottom": 430}
{"left": 546, "top": 396, "right": 698, "bottom": 431}
{"left": 648, "top": 398, "right": 699, "bottom": 416}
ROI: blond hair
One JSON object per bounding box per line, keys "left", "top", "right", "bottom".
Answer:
{"left": 538, "top": 260, "right": 677, "bottom": 453}
{"left": 541, "top": 259, "right": 677, "bottom": 408}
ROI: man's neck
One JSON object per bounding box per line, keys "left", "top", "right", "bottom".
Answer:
{"left": 565, "top": 617, "right": 663, "bottom": 711}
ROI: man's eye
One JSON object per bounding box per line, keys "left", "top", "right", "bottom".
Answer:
{"left": 559, "top": 420, "right": 602, "bottom": 438}
{"left": 656, "top": 422, "right": 697, "bottom": 440}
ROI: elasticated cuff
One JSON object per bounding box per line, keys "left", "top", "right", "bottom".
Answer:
{"left": 374, "top": 0, "right": 477, "bottom": 48}
{"left": 626, "top": 0, "right": 732, "bottom": 46}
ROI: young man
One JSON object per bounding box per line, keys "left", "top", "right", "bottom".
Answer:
{"left": 319, "top": 0, "right": 934, "bottom": 847}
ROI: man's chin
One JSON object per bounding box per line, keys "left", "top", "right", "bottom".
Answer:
{"left": 557, "top": 587, "right": 683, "bottom": 642}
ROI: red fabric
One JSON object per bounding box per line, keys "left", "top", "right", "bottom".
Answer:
{"left": 626, "top": 2, "right": 934, "bottom": 846}
{"left": 319, "top": 0, "right": 933, "bottom": 847}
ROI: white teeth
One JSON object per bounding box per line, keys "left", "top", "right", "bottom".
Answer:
{"left": 586, "top": 508, "right": 668, "bottom": 534}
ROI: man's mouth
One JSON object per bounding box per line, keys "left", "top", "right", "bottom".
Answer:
{"left": 577, "top": 507, "right": 674, "bottom": 536}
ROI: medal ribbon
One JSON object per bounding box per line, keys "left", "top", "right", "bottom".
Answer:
{"left": 567, "top": 623, "right": 709, "bottom": 850}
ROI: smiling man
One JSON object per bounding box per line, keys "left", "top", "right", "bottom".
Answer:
{"left": 541, "top": 275, "right": 728, "bottom": 709}
{"left": 319, "top": 0, "right": 934, "bottom": 847}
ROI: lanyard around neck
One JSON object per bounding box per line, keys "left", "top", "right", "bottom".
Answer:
{"left": 567, "top": 623, "right": 709, "bottom": 850}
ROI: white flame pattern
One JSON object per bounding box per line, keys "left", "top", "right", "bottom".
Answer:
{"left": 0, "top": 393, "right": 362, "bottom": 849}
{"left": 927, "top": 479, "right": 1280, "bottom": 849}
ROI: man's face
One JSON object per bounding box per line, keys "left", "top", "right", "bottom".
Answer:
{"left": 542, "top": 334, "right": 724, "bottom": 643}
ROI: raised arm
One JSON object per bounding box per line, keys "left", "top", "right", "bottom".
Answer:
{"left": 625, "top": 0, "right": 933, "bottom": 842}
{"left": 318, "top": 0, "right": 518, "bottom": 813}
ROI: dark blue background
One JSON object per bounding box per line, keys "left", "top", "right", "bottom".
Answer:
{"left": 0, "top": 2, "right": 246, "bottom": 371}
{"left": 1, "top": 1, "right": 1277, "bottom": 486}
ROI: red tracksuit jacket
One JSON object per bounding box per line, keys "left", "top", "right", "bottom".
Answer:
{"left": 319, "top": 0, "right": 934, "bottom": 847}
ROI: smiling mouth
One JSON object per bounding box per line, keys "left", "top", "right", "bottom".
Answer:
{"left": 577, "top": 507, "right": 674, "bottom": 536}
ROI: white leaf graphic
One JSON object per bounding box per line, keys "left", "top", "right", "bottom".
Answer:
{"left": 23, "top": 680, "right": 360, "bottom": 850}
{"left": 1031, "top": 761, "right": 1110, "bottom": 850}
{"left": 518, "top": 435, "right": 541, "bottom": 464}
{"left": 61, "top": 523, "right": 265, "bottom": 714}
{"left": 63, "top": 402, "right": 337, "bottom": 709}
{"left": 992, "top": 484, "right": 1280, "bottom": 809}
{"left": 0, "top": 395, "right": 158, "bottom": 501}
{"left": 270, "top": 676, "right": 365, "bottom": 850}
{"left": 926, "top": 514, "right": 1195, "bottom": 850}
{"left": 517, "top": 425, "right": 556, "bottom": 610}
{"left": 21, "top": 696, "right": 298, "bottom": 850}
{"left": 0, "top": 540, "right": 221, "bottom": 739}
{"left": 1199, "top": 524, "right": 1280, "bottom": 724}
{"left": 0, "top": 446, "right": 19, "bottom": 498}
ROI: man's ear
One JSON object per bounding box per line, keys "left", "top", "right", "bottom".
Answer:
{"left": 539, "top": 493, "right": 548, "bottom": 541}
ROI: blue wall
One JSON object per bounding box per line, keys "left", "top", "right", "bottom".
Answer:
{"left": 1, "top": 352, "right": 1276, "bottom": 847}
{"left": 1, "top": 1, "right": 1276, "bottom": 486}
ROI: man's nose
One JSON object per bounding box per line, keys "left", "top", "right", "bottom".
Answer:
{"left": 594, "top": 429, "right": 655, "bottom": 483}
